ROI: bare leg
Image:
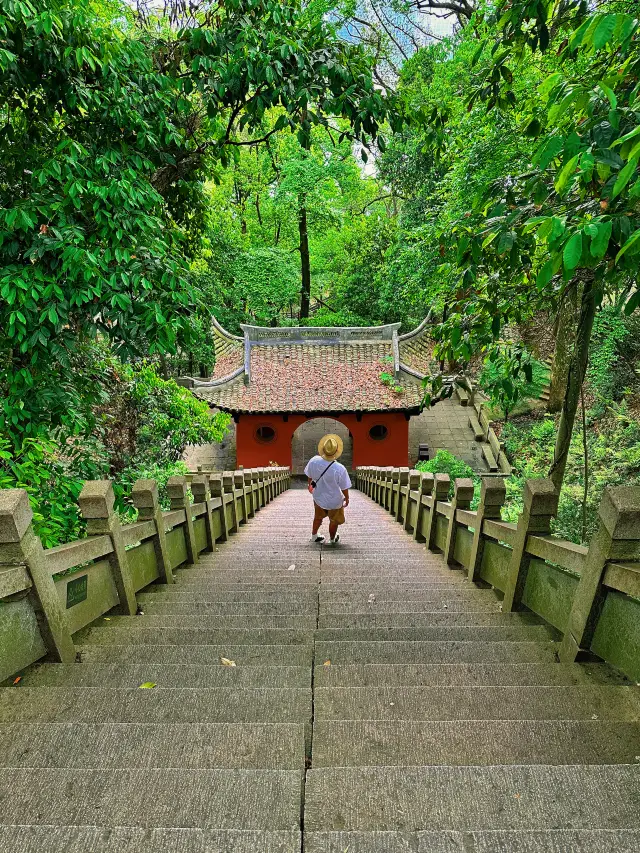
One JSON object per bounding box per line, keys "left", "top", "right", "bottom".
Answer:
{"left": 329, "top": 521, "right": 339, "bottom": 540}
{"left": 312, "top": 516, "right": 323, "bottom": 535}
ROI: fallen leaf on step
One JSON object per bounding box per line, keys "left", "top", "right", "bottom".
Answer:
{"left": 12, "top": 677, "right": 21, "bottom": 685}
{"left": 139, "top": 682, "right": 156, "bottom": 689}
{"left": 323, "top": 660, "right": 331, "bottom": 667}
{"left": 513, "top": 793, "right": 521, "bottom": 800}
{"left": 221, "top": 657, "right": 237, "bottom": 667}
{"left": 288, "top": 564, "right": 296, "bottom": 571}
{"left": 592, "top": 714, "right": 598, "bottom": 720}
{"left": 368, "top": 594, "right": 376, "bottom": 604}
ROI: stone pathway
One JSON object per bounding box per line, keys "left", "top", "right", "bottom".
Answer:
{"left": 1, "top": 488, "right": 639, "bottom": 851}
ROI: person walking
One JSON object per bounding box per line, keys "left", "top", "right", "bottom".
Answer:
{"left": 305, "top": 433, "right": 351, "bottom": 545}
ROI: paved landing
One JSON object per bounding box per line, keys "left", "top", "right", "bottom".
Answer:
{"left": 1, "top": 489, "right": 639, "bottom": 852}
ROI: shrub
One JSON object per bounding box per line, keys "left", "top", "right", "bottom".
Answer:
{"left": 417, "top": 450, "right": 481, "bottom": 506}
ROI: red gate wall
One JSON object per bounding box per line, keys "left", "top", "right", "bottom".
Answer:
{"left": 235, "top": 413, "right": 409, "bottom": 470}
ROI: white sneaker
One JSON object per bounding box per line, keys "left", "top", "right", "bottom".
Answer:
{"left": 311, "top": 535, "right": 325, "bottom": 543}
{"left": 329, "top": 534, "right": 340, "bottom": 545}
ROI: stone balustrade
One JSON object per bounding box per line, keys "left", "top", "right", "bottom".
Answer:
{"left": 0, "top": 467, "right": 291, "bottom": 682}
{"left": 354, "top": 466, "right": 640, "bottom": 683}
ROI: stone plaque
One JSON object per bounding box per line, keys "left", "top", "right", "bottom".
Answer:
{"left": 66, "top": 574, "right": 88, "bottom": 609}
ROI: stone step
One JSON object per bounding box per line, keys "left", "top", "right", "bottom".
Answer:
{"left": 318, "top": 613, "right": 543, "bottom": 628}
{"left": 0, "top": 768, "right": 302, "bottom": 829}
{"left": 104, "top": 615, "right": 317, "bottom": 630}
{"left": 138, "top": 589, "right": 317, "bottom": 603}
{"left": 174, "top": 575, "right": 319, "bottom": 585}
{"left": 303, "top": 830, "right": 640, "bottom": 852}
{"left": 314, "top": 685, "right": 640, "bottom": 721}
{"left": 139, "top": 601, "right": 317, "bottom": 616}
{"left": 319, "top": 587, "right": 496, "bottom": 598}
{"left": 314, "top": 640, "right": 559, "bottom": 665}
{"left": 0, "top": 827, "right": 301, "bottom": 853}
{"left": 304, "top": 765, "right": 640, "bottom": 832}
{"left": 314, "top": 626, "right": 555, "bottom": 643}
{"left": 0, "top": 687, "right": 312, "bottom": 724}
{"left": 0, "top": 722, "right": 306, "bottom": 769}
{"left": 314, "top": 662, "right": 627, "bottom": 688}
{"left": 320, "top": 592, "right": 502, "bottom": 616}
{"left": 77, "top": 627, "right": 314, "bottom": 646}
{"left": 76, "top": 644, "right": 313, "bottom": 666}
{"left": 21, "top": 662, "right": 311, "bottom": 688}
{"left": 312, "top": 720, "right": 640, "bottom": 766}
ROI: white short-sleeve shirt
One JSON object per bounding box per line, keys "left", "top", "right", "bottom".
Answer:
{"left": 304, "top": 455, "right": 352, "bottom": 510}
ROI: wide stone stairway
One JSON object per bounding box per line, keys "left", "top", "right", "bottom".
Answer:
{"left": 1, "top": 487, "right": 639, "bottom": 851}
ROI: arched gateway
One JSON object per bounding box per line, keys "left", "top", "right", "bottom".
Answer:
{"left": 183, "top": 317, "right": 433, "bottom": 470}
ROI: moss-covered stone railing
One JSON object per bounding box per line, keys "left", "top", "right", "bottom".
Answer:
{"left": 355, "top": 466, "right": 640, "bottom": 683}
{"left": 0, "top": 466, "right": 290, "bottom": 683}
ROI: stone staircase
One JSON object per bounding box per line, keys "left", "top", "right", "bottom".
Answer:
{"left": 1, "top": 488, "right": 639, "bottom": 851}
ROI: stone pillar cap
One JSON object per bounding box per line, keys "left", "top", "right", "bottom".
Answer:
{"left": 131, "top": 479, "right": 159, "bottom": 509}
{"left": 0, "top": 489, "right": 33, "bottom": 542}
{"left": 79, "top": 480, "right": 115, "bottom": 519}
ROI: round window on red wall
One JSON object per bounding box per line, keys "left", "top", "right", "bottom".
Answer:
{"left": 255, "top": 424, "right": 277, "bottom": 443}
{"left": 369, "top": 424, "right": 389, "bottom": 441}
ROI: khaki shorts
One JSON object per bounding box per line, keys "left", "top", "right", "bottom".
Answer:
{"left": 314, "top": 503, "right": 346, "bottom": 525}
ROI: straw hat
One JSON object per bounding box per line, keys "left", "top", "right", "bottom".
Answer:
{"left": 318, "top": 434, "right": 344, "bottom": 461}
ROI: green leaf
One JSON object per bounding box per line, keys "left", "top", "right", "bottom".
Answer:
{"left": 524, "top": 118, "right": 541, "bottom": 137}
{"left": 139, "top": 682, "right": 157, "bottom": 689}
{"left": 593, "top": 15, "right": 616, "bottom": 50}
{"left": 624, "top": 290, "right": 640, "bottom": 315}
{"left": 554, "top": 155, "right": 579, "bottom": 195}
{"left": 611, "top": 124, "right": 640, "bottom": 149}
{"left": 563, "top": 231, "right": 583, "bottom": 271}
{"left": 536, "top": 260, "right": 553, "bottom": 290}
{"left": 612, "top": 157, "right": 639, "bottom": 198}
{"left": 590, "top": 221, "right": 612, "bottom": 259}
{"left": 615, "top": 228, "right": 640, "bottom": 263}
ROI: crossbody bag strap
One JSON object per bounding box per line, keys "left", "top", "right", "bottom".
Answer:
{"left": 315, "top": 460, "right": 336, "bottom": 484}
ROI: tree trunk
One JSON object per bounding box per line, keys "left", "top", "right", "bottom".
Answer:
{"left": 548, "top": 289, "right": 578, "bottom": 413}
{"left": 548, "top": 273, "right": 599, "bottom": 492}
{"left": 298, "top": 194, "right": 311, "bottom": 319}
{"left": 159, "top": 352, "right": 169, "bottom": 380}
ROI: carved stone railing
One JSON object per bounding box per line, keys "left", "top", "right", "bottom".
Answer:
{"left": 0, "top": 466, "right": 290, "bottom": 682}
{"left": 354, "top": 466, "right": 640, "bottom": 683}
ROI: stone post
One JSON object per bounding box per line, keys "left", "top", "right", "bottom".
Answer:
{"left": 559, "top": 485, "right": 640, "bottom": 662}
{"left": 414, "top": 473, "right": 434, "bottom": 542}
{"left": 444, "top": 477, "right": 475, "bottom": 567}
{"left": 251, "top": 468, "right": 260, "bottom": 511}
{"left": 236, "top": 471, "right": 249, "bottom": 523}
{"left": 502, "top": 479, "right": 559, "bottom": 612}
{"left": 425, "top": 473, "right": 451, "bottom": 552}
{"left": 131, "top": 479, "right": 173, "bottom": 585}
{"left": 209, "top": 474, "right": 228, "bottom": 541}
{"left": 245, "top": 469, "right": 256, "bottom": 517}
{"left": 0, "top": 489, "right": 76, "bottom": 662}
{"left": 256, "top": 468, "right": 264, "bottom": 508}
{"left": 191, "top": 474, "right": 215, "bottom": 553}
{"left": 389, "top": 469, "right": 400, "bottom": 516}
{"left": 396, "top": 468, "right": 410, "bottom": 523}
{"left": 468, "top": 477, "right": 506, "bottom": 582}
{"left": 79, "top": 480, "right": 137, "bottom": 615}
{"left": 223, "top": 471, "right": 239, "bottom": 531}
{"left": 404, "top": 470, "right": 422, "bottom": 532}
{"left": 167, "top": 475, "right": 198, "bottom": 566}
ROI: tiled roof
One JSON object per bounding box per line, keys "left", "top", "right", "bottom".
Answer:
{"left": 398, "top": 317, "right": 436, "bottom": 377}
{"left": 196, "top": 343, "right": 424, "bottom": 413}
{"left": 212, "top": 321, "right": 244, "bottom": 379}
